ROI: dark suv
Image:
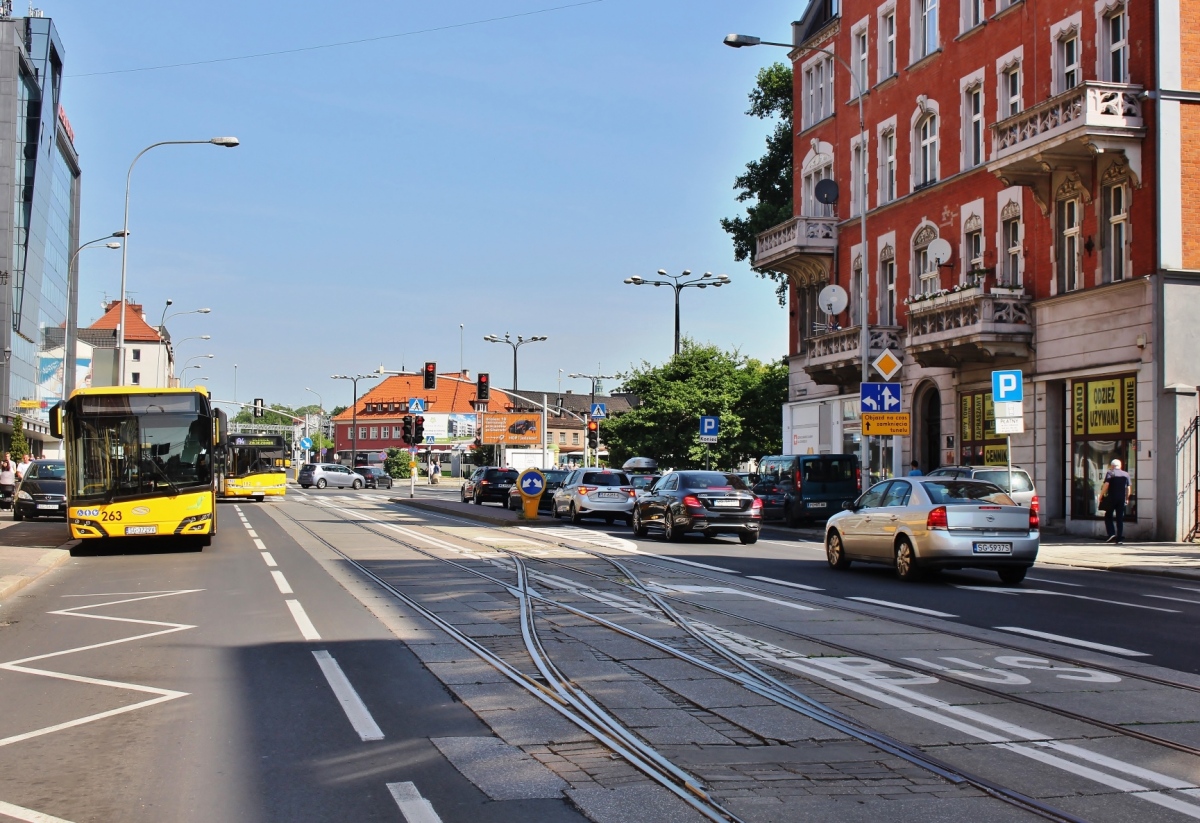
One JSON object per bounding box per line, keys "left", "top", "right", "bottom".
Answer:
{"left": 756, "top": 454, "right": 861, "bottom": 526}
{"left": 461, "top": 467, "right": 519, "bottom": 505}
{"left": 353, "top": 465, "right": 394, "bottom": 489}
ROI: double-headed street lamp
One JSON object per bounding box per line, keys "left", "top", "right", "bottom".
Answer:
{"left": 64, "top": 232, "right": 125, "bottom": 397}
{"left": 331, "top": 373, "right": 378, "bottom": 467}
{"left": 568, "top": 371, "right": 617, "bottom": 467}
{"left": 306, "top": 387, "right": 325, "bottom": 462}
{"left": 725, "top": 32, "right": 872, "bottom": 478}
{"left": 623, "top": 270, "right": 730, "bottom": 356}
{"left": 483, "top": 332, "right": 547, "bottom": 392}
{"left": 117, "top": 136, "right": 239, "bottom": 385}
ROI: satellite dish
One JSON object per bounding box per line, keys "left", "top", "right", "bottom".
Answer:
{"left": 818, "top": 284, "right": 849, "bottom": 315}
{"left": 928, "top": 238, "right": 953, "bottom": 265}
{"left": 815, "top": 179, "right": 840, "bottom": 205}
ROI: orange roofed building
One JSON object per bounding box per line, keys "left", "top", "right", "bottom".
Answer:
{"left": 79, "top": 300, "right": 174, "bottom": 387}
{"left": 331, "top": 371, "right": 513, "bottom": 460}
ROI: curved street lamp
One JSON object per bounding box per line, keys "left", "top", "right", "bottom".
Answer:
{"left": 483, "top": 332, "right": 547, "bottom": 392}
{"left": 64, "top": 231, "right": 124, "bottom": 397}
{"left": 186, "top": 375, "right": 210, "bottom": 388}
{"left": 567, "top": 371, "right": 617, "bottom": 467}
{"left": 118, "top": 136, "right": 239, "bottom": 384}
{"left": 331, "top": 373, "right": 379, "bottom": 467}
{"left": 623, "top": 270, "right": 730, "bottom": 356}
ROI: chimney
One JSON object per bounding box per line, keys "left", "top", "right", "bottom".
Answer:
{"left": 461, "top": 369, "right": 470, "bottom": 379}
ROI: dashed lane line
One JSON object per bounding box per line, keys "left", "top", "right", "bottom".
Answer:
{"left": 0, "top": 798, "right": 76, "bottom": 823}
{"left": 952, "top": 585, "right": 1181, "bottom": 613}
{"left": 253, "top": 538, "right": 266, "bottom": 551}
{"left": 847, "top": 597, "right": 958, "bottom": 618}
{"left": 993, "top": 627, "right": 1149, "bottom": 657}
{"left": 1144, "top": 594, "right": 1200, "bottom": 606}
{"left": 271, "top": 571, "right": 293, "bottom": 594}
{"left": 247, "top": 529, "right": 258, "bottom": 538}
{"left": 260, "top": 552, "right": 277, "bottom": 567}
{"left": 747, "top": 575, "right": 823, "bottom": 591}
{"left": 285, "top": 599, "right": 321, "bottom": 641}
{"left": 312, "top": 650, "right": 384, "bottom": 741}
{"left": 387, "top": 782, "right": 442, "bottom": 823}
{"left": 1025, "top": 577, "right": 1083, "bottom": 587}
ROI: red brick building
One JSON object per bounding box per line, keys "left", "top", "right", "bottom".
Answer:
{"left": 758, "top": 0, "right": 1199, "bottom": 538}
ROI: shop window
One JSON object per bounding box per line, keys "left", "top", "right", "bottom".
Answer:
{"left": 1071, "top": 376, "right": 1137, "bottom": 520}
{"left": 959, "top": 392, "right": 1007, "bottom": 465}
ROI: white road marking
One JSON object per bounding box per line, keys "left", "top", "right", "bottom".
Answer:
{"left": 312, "top": 650, "right": 384, "bottom": 741}
{"left": 600, "top": 544, "right": 738, "bottom": 573}
{"left": 0, "top": 798, "right": 77, "bottom": 822}
{"left": 260, "top": 552, "right": 277, "bottom": 567}
{"left": 747, "top": 575, "right": 823, "bottom": 591}
{"left": 270, "top": 571, "right": 293, "bottom": 594}
{"left": 649, "top": 583, "right": 819, "bottom": 611}
{"left": 285, "top": 599, "right": 321, "bottom": 640}
{"left": 1025, "top": 576, "right": 1083, "bottom": 587}
{"left": 253, "top": 538, "right": 266, "bottom": 551}
{"left": 246, "top": 529, "right": 258, "bottom": 538}
{"left": 847, "top": 597, "right": 957, "bottom": 618}
{"left": 953, "top": 585, "right": 1180, "bottom": 613}
{"left": 387, "top": 782, "right": 442, "bottom": 823}
{"left": 1175, "top": 586, "right": 1200, "bottom": 594}
{"left": 993, "top": 627, "right": 1149, "bottom": 657}
{"left": 758, "top": 539, "right": 825, "bottom": 550}
{"left": 1145, "top": 594, "right": 1200, "bottom": 605}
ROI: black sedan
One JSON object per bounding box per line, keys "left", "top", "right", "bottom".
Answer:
{"left": 13, "top": 459, "right": 67, "bottom": 520}
{"left": 505, "top": 469, "right": 570, "bottom": 511}
{"left": 632, "top": 471, "right": 761, "bottom": 544}
{"left": 353, "top": 466, "right": 394, "bottom": 489}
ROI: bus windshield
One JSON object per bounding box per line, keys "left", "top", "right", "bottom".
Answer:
{"left": 226, "top": 444, "right": 288, "bottom": 477}
{"left": 68, "top": 412, "right": 213, "bottom": 502}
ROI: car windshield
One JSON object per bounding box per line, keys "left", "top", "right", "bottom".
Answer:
{"left": 630, "top": 475, "right": 657, "bottom": 489}
{"left": 582, "top": 472, "right": 629, "bottom": 486}
{"left": 35, "top": 462, "right": 66, "bottom": 479}
{"left": 678, "top": 472, "right": 747, "bottom": 490}
{"left": 973, "top": 470, "right": 1033, "bottom": 492}
{"left": 922, "top": 480, "right": 1016, "bottom": 506}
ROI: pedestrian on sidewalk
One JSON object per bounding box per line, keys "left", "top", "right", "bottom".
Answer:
{"left": 0, "top": 455, "right": 15, "bottom": 511}
{"left": 428, "top": 457, "right": 439, "bottom": 485}
{"left": 15, "top": 453, "right": 31, "bottom": 481}
{"left": 907, "top": 460, "right": 923, "bottom": 477}
{"left": 1099, "top": 458, "right": 1133, "bottom": 544}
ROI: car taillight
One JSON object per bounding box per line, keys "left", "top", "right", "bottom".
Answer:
{"left": 683, "top": 495, "right": 703, "bottom": 509}
{"left": 480, "top": 480, "right": 489, "bottom": 485}
{"left": 627, "top": 488, "right": 636, "bottom": 498}
{"left": 855, "top": 467, "right": 862, "bottom": 491}
{"left": 751, "top": 498, "right": 762, "bottom": 510}
{"left": 578, "top": 486, "right": 595, "bottom": 495}
{"left": 794, "top": 470, "right": 802, "bottom": 493}
{"left": 927, "top": 506, "right": 948, "bottom": 530}
{"left": 1030, "top": 494, "right": 1040, "bottom": 513}
{"left": 1029, "top": 507, "right": 1040, "bottom": 531}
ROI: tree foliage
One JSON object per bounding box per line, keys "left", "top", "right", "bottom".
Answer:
{"left": 384, "top": 447, "right": 413, "bottom": 478}
{"left": 599, "top": 341, "right": 787, "bottom": 470}
{"left": 720, "top": 62, "right": 794, "bottom": 306}
{"left": 10, "top": 416, "right": 29, "bottom": 458}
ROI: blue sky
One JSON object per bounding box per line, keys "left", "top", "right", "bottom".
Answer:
{"left": 52, "top": 0, "right": 802, "bottom": 409}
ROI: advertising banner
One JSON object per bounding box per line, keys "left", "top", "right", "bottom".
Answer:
{"left": 480, "top": 413, "right": 541, "bottom": 445}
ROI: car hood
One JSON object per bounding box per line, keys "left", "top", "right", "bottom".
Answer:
{"left": 22, "top": 478, "right": 65, "bottom": 494}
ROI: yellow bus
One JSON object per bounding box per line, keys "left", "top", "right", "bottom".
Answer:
{"left": 51, "top": 386, "right": 225, "bottom": 546}
{"left": 219, "top": 433, "right": 289, "bottom": 501}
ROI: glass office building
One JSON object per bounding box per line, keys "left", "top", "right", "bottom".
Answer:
{"left": 0, "top": 13, "right": 80, "bottom": 456}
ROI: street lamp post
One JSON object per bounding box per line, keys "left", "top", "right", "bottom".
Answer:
{"left": 187, "top": 375, "right": 210, "bottom": 388}
{"left": 568, "top": 371, "right": 616, "bottom": 467}
{"left": 64, "top": 232, "right": 124, "bottom": 397}
{"left": 305, "top": 387, "right": 324, "bottom": 464}
{"left": 483, "top": 333, "right": 547, "bottom": 392}
{"left": 725, "top": 32, "right": 872, "bottom": 481}
{"left": 331, "top": 373, "right": 378, "bottom": 467}
{"left": 117, "top": 136, "right": 239, "bottom": 385}
{"left": 180, "top": 364, "right": 203, "bottom": 384}
{"left": 623, "top": 270, "right": 730, "bottom": 356}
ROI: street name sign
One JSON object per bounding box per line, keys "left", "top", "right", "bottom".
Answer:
{"left": 860, "top": 383, "right": 902, "bottom": 413}
{"left": 862, "top": 412, "right": 910, "bottom": 436}
{"left": 699, "top": 416, "right": 720, "bottom": 444}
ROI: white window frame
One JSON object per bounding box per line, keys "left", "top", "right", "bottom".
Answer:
{"left": 962, "top": 0, "right": 983, "bottom": 32}
{"left": 850, "top": 19, "right": 870, "bottom": 96}
{"left": 960, "top": 201, "right": 985, "bottom": 284}
{"left": 131, "top": 372, "right": 141, "bottom": 386}
{"left": 916, "top": 112, "right": 939, "bottom": 187}
{"left": 1098, "top": 3, "right": 1128, "bottom": 83}
{"left": 801, "top": 141, "right": 836, "bottom": 218}
{"left": 850, "top": 133, "right": 867, "bottom": 216}
{"left": 879, "top": 4, "right": 897, "bottom": 80}
{"left": 915, "top": 0, "right": 939, "bottom": 61}
{"left": 880, "top": 126, "right": 897, "bottom": 203}
{"left": 850, "top": 248, "right": 863, "bottom": 326}
{"left": 802, "top": 52, "right": 836, "bottom": 128}
{"left": 876, "top": 232, "right": 898, "bottom": 325}
{"left": 1057, "top": 196, "right": 1083, "bottom": 293}
{"left": 1050, "top": 15, "right": 1083, "bottom": 95}
{"left": 369, "top": 426, "right": 378, "bottom": 439}
{"left": 995, "top": 47, "right": 1024, "bottom": 118}
{"left": 913, "top": 224, "right": 942, "bottom": 295}
{"left": 960, "top": 73, "right": 985, "bottom": 169}
{"left": 1102, "top": 180, "right": 1129, "bottom": 283}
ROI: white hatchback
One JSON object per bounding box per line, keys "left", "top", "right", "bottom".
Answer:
{"left": 552, "top": 468, "right": 636, "bottom": 525}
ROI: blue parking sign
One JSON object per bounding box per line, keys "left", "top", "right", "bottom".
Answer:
{"left": 992, "top": 369, "right": 1024, "bottom": 403}
{"left": 699, "top": 416, "right": 719, "bottom": 444}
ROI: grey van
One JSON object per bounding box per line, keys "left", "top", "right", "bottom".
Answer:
{"left": 756, "top": 454, "right": 861, "bottom": 526}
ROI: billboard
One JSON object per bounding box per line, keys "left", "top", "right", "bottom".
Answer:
{"left": 480, "top": 413, "right": 541, "bottom": 445}
{"left": 415, "top": 413, "right": 478, "bottom": 444}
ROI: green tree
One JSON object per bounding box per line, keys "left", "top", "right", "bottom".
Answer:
{"left": 600, "top": 341, "right": 786, "bottom": 469}
{"left": 384, "top": 448, "right": 413, "bottom": 478}
{"left": 233, "top": 403, "right": 298, "bottom": 426}
{"left": 720, "top": 62, "right": 794, "bottom": 306}
{"left": 10, "top": 415, "right": 29, "bottom": 458}
{"left": 330, "top": 405, "right": 348, "bottom": 418}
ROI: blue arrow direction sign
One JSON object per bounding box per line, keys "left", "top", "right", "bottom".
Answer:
{"left": 860, "top": 383, "right": 902, "bottom": 413}
{"left": 699, "top": 415, "right": 720, "bottom": 444}
{"left": 408, "top": 398, "right": 426, "bottom": 413}
{"left": 590, "top": 403, "right": 607, "bottom": 419}
{"left": 300, "top": 436, "right": 313, "bottom": 450}
{"left": 519, "top": 470, "right": 545, "bottom": 497}
{"left": 992, "top": 369, "right": 1024, "bottom": 403}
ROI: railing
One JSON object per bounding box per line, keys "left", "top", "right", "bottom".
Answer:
{"left": 807, "top": 325, "right": 904, "bottom": 361}
{"left": 1178, "top": 416, "right": 1200, "bottom": 542}
{"left": 991, "top": 81, "right": 1143, "bottom": 160}
{"left": 755, "top": 216, "right": 838, "bottom": 265}
{"left": 907, "top": 290, "right": 1032, "bottom": 342}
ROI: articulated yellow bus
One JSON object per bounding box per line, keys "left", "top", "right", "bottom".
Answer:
{"left": 51, "top": 387, "right": 225, "bottom": 546}
{"left": 219, "top": 434, "right": 289, "bottom": 501}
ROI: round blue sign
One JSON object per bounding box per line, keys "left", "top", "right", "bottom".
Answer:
{"left": 300, "top": 437, "right": 313, "bottom": 450}
{"left": 518, "top": 469, "right": 545, "bottom": 497}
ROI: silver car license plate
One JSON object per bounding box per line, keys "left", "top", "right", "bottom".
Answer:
{"left": 125, "top": 525, "right": 158, "bottom": 535}
{"left": 973, "top": 542, "right": 1012, "bottom": 554}
{"left": 712, "top": 499, "right": 740, "bottom": 508}
{"left": 598, "top": 492, "right": 623, "bottom": 500}
{"left": 808, "top": 501, "right": 827, "bottom": 508}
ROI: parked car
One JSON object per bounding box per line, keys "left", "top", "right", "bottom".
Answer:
{"left": 756, "top": 454, "right": 861, "bottom": 526}
{"left": 924, "top": 465, "right": 1038, "bottom": 508}
{"left": 824, "top": 477, "right": 1039, "bottom": 584}
{"left": 552, "top": 468, "right": 636, "bottom": 524}
{"left": 632, "top": 470, "right": 761, "bottom": 544}
{"left": 298, "top": 463, "right": 363, "bottom": 489}
{"left": 506, "top": 469, "right": 570, "bottom": 511}
{"left": 13, "top": 459, "right": 66, "bottom": 521}
{"left": 353, "top": 465, "right": 394, "bottom": 490}
{"left": 461, "top": 467, "right": 519, "bottom": 505}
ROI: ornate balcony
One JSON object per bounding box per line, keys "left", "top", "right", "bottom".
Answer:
{"left": 754, "top": 216, "right": 838, "bottom": 287}
{"left": 803, "top": 325, "right": 904, "bottom": 386}
{"left": 905, "top": 287, "right": 1033, "bottom": 368}
{"left": 988, "top": 81, "right": 1145, "bottom": 208}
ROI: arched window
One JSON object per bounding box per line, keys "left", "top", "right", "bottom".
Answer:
{"left": 1000, "top": 199, "right": 1023, "bottom": 286}
{"left": 880, "top": 244, "right": 897, "bottom": 325}
{"left": 1055, "top": 177, "right": 1084, "bottom": 293}
{"left": 916, "top": 113, "right": 938, "bottom": 187}
{"left": 914, "top": 225, "right": 941, "bottom": 295}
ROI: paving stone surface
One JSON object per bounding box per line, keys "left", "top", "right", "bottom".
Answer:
{"left": 431, "top": 736, "right": 570, "bottom": 800}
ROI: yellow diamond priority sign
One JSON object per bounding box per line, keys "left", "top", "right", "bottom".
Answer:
{"left": 862, "top": 412, "right": 910, "bottom": 436}
{"left": 872, "top": 348, "right": 902, "bottom": 381}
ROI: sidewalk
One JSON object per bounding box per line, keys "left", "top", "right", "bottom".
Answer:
{"left": 0, "top": 520, "right": 72, "bottom": 603}
{"left": 1034, "top": 536, "right": 1200, "bottom": 580}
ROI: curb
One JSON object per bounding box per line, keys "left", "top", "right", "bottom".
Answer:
{"left": 0, "top": 544, "right": 72, "bottom": 603}
{"left": 1039, "top": 560, "right": 1200, "bottom": 582}
{"left": 390, "top": 498, "right": 564, "bottom": 528}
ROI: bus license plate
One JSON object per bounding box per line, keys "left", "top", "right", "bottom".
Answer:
{"left": 125, "top": 525, "right": 158, "bottom": 536}
{"left": 973, "top": 542, "right": 1012, "bottom": 554}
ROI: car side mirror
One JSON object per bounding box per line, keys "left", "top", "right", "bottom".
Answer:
{"left": 841, "top": 500, "right": 856, "bottom": 511}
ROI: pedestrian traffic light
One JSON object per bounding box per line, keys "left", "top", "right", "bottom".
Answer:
{"left": 401, "top": 415, "right": 414, "bottom": 445}
{"left": 587, "top": 420, "right": 599, "bottom": 449}
{"left": 413, "top": 415, "right": 425, "bottom": 443}
{"left": 477, "top": 373, "right": 490, "bottom": 401}
{"left": 423, "top": 362, "right": 437, "bottom": 390}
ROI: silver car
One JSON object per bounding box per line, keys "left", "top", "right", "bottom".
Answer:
{"left": 925, "top": 465, "right": 1038, "bottom": 509}
{"left": 298, "top": 463, "right": 363, "bottom": 490}
{"left": 824, "top": 478, "right": 1039, "bottom": 584}
{"left": 552, "top": 468, "right": 636, "bottom": 525}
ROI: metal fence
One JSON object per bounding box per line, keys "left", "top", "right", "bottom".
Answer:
{"left": 1178, "top": 415, "right": 1200, "bottom": 542}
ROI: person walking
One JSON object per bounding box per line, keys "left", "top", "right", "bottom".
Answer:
{"left": 0, "top": 455, "right": 15, "bottom": 511}
{"left": 16, "top": 453, "right": 32, "bottom": 481}
{"left": 428, "top": 456, "right": 439, "bottom": 485}
{"left": 907, "top": 460, "right": 923, "bottom": 477}
{"left": 1099, "top": 458, "right": 1133, "bottom": 544}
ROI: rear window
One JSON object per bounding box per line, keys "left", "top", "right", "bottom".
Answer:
{"left": 677, "top": 472, "right": 746, "bottom": 490}
{"left": 301, "top": 464, "right": 316, "bottom": 472}
{"left": 923, "top": 480, "right": 1015, "bottom": 506}
{"left": 544, "top": 471, "right": 569, "bottom": 483}
{"left": 582, "top": 471, "right": 629, "bottom": 486}
{"left": 757, "top": 457, "right": 794, "bottom": 482}
{"left": 973, "top": 470, "right": 1033, "bottom": 492}
{"left": 486, "top": 469, "right": 519, "bottom": 481}
{"left": 802, "top": 458, "right": 857, "bottom": 483}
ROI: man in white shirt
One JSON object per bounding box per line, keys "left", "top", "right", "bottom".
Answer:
{"left": 15, "top": 454, "right": 32, "bottom": 481}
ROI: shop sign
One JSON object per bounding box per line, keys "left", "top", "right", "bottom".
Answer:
{"left": 983, "top": 444, "right": 1009, "bottom": 465}
{"left": 1123, "top": 377, "right": 1136, "bottom": 434}
{"left": 1073, "top": 376, "right": 1136, "bottom": 436}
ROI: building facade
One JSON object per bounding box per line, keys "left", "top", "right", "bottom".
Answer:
{"left": 81, "top": 300, "right": 176, "bottom": 389}
{"left": 759, "top": 0, "right": 1199, "bottom": 539}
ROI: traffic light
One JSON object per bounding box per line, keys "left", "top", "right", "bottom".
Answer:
{"left": 413, "top": 415, "right": 425, "bottom": 443}
{"left": 587, "top": 420, "right": 599, "bottom": 449}
{"left": 477, "top": 373, "right": 490, "bottom": 401}
{"left": 253, "top": 398, "right": 264, "bottom": 419}
{"left": 423, "top": 362, "right": 437, "bottom": 390}
{"left": 401, "top": 415, "right": 414, "bottom": 445}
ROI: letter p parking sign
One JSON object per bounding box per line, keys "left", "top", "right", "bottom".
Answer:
{"left": 992, "top": 369, "right": 1024, "bottom": 403}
